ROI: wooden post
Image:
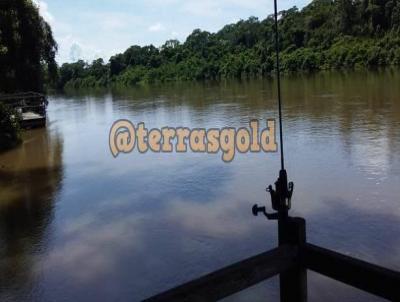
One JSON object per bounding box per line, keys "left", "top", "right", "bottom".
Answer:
{"left": 279, "top": 217, "right": 307, "bottom": 302}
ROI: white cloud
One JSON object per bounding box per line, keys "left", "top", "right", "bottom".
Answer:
{"left": 42, "top": 0, "right": 311, "bottom": 63}
{"left": 182, "top": 1, "right": 221, "bottom": 17}
{"left": 181, "top": 0, "right": 305, "bottom": 18}
{"left": 69, "top": 43, "right": 83, "bottom": 62}
{"left": 170, "top": 31, "right": 179, "bottom": 39}
{"left": 33, "top": 0, "right": 54, "bottom": 24}
{"left": 56, "top": 35, "right": 108, "bottom": 63}
{"left": 83, "top": 12, "right": 138, "bottom": 31}
{"left": 53, "top": 11, "right": 144, "bottom": 63}
{"left": 148, "top": 22, "right": 166, "bottom": 32}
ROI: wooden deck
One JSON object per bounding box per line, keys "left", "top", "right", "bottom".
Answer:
{"left": 21, "top": 111, "right": 46, "bottom": 128}
{"left": 0, "top": 92, "right": 47, "bottom": 129}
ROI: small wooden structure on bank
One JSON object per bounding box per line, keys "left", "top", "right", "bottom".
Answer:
{"left": 0, "top": 92, "right": 48, "bottom": 128}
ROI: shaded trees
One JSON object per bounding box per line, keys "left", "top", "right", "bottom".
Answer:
{"left": 0, "top": 103, "right": 21, "bottom": 150}
{"left": 56, "top": 0, "right": 400, "bottom": 89}
{"left": 0, "top": 0, "right": 57, "bottom": 93}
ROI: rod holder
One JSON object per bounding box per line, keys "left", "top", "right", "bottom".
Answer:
{"left": 252, "top": 169, "right": 294, "bottom": 221}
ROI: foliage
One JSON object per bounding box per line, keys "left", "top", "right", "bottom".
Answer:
{"left": 56, "top": 0, "right": 400, "bottom": 89}
{"left": 0, "top": 0, "right": 58, "bottom": 93}
{"left": 0, "top": 103, "right": 21, "bottom": 151}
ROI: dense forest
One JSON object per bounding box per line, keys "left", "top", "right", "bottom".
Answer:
{"left": 57, "top": 0, "right": 400, "bottom": 90}
{"left": 0, "top": 0, "right": 57, "bottom": 149}
{"left": 0, "top": 0, "right": 58, "bottom": 93}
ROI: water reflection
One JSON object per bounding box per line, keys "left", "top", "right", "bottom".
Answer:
{"left": 0, "top": 128, "right": 63, "bottom": 301}
{"left": 0, "top": 70, "right": 399, "bottom": 301}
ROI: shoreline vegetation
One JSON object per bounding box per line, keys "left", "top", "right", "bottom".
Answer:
{"left": 0, "top": 103, "right": 22, "bottom": 151}
{"left": 0, "top": 0, "right": 57, "bottom": 150}
{"left": 57, "top": 0, "right": 400, "bottom": 90}
{"left": 1, "top": 0, "right": 400, "bottom": 150}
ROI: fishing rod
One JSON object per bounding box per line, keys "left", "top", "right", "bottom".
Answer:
{"left": 252, "top": 0, "right": 294, "bottom": 224}
{"left": 274, "top": 0, "right": 285, "bottom": 171}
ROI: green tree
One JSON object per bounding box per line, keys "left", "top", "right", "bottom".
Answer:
{"left": 0, "top": 0, "right": 57, "bottom": 93}
{"left": 53, "top": 0, "right": 400, "bottom": 89}
{"left": 0, "top": 103, "right": 21, "bottom": 150}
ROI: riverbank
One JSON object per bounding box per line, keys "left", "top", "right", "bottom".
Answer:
{"left": 55, "top": 0, "right": 400, "bottom": 90}
{"left": 0, "top": 103, "right": 21, "bottom": 152}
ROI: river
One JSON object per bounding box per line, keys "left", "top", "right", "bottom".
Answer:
{"left": 0, "top": 69, "right": 399, "bottom": 301}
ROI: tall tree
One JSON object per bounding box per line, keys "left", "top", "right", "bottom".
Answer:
{"left": 0, "top": 0, "right": 57, "bottom": 93}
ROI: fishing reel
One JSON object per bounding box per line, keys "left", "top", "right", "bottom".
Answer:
{"left": 252, "top": 0, "right": 293, "bottom": 222}
{"left": 252, "top": 169, "right": 294, "bottom": 220}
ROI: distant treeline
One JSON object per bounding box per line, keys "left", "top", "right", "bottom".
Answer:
{"left": 57, "top": 0, "right": 400, "bottom": 90}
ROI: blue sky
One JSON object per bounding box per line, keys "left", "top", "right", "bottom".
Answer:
{"left": 34, "top": 0, "right": 311, "bottom": 64}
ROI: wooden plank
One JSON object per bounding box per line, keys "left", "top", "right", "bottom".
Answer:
{"left": 0, "top": 92, "right": 46, "bottom": 108}
{"left": 303, "top": 243, "right": 400, "bottom": 301}
{"left": 22, "top": 112, "right": 44, "bottom": 120}
{"left": 144, "top": 245, "right": 298, "bottom": 302}
{"left": 20, "top": 112, "right": 46, "bottom": 128}
{"left": 0, "top": 91, "right": 45, "bottom": 101}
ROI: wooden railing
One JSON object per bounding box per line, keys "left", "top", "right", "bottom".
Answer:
{"left": 0, "top": 92, "right": 47, "bottom": 109}
{"left": 145, "top": 246, "right": 297, "bottom": 302}
{"left": 144, "top": 217, "right": 400, "bottom": 302}
{"left": 304, "top": 243, "right": 400, "bottom": 301}
{"left": 0, "top": 91, "right": 45, "bottom": 101}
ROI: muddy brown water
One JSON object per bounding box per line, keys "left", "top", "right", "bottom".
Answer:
{"left": 1, "top": 70, "right": 399, "bottom": 301}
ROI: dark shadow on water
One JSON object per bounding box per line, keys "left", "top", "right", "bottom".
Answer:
{"left": 137, "top": 197, "right": 400, "bottom": 301}
{"left": 0, "top": 129, "right": 64, "bottom": 301}
{"left": 307, "top": 198, "right": 400, "bottom": 270}
{"left": 1, "top": 69, "right": 397, "bottom": 301}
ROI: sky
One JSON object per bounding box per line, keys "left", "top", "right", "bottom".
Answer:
{"left": 33, "top": 0, "right": 311, "bottom": 64}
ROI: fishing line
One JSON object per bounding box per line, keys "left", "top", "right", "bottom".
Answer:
{"left": 273, "top": 0, "right": 285, "bottom": 171}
